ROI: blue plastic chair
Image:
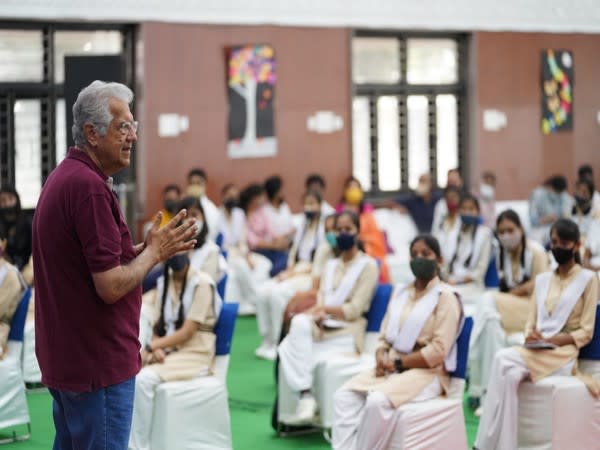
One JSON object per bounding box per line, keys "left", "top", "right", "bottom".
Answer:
{"left": 450, "top": 316, "right": 473, "bottom": 379}
{"left": 366, "top": 284, "right": 393, "bottom": 332}
{"left": 580, "top": 306, "right": 600, "bottom": 360}
{"left": 484, "top": 256, "right": 500, "bottom": 288}
{"left": 216, "top": 274, "right": 228, "bottom": 300}
{"left": 8, "top": 287, "right": 32, "bottom": 343}
{"left": 214, "top": 302, "right": 239, "bottom": 356}
{"left": 215, "top": 233, "right": 224, "bottom": 249}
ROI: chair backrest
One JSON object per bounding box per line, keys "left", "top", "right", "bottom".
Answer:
{"left": 214, "top": 302, "right": 238, "bottom": 356}
{"left": 8, "top": 287, "right": 32, "bottom": 343}
{"left": 366, "top": 284, "right": 393, "bottom": 332}
{"left": 580, "top": 306, "right": 600, "bottom": 360}
{"left": 449, "top": 316, "right": 473, "bottom": 379}
{"left": 217, "top": 274, "right": 228, "bottom": 300}
{"left": 215, "top": 232, "right": 224, "bottom": 249}
{"left": 484, "top": 256, "right": 500, "bottom": 288}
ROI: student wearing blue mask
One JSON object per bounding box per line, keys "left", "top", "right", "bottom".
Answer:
{"left": 277, "top": 211, "right": 378, "bottom": 426}
{"left": 253, "top": 191, "right": 328, "bottom": 360}
{"left": 445, "top": 194, "right": 493, "bottom": 306}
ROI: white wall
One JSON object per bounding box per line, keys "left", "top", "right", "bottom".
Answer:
{"left": 2, "top": 0, "right": 600, "bottom": 33}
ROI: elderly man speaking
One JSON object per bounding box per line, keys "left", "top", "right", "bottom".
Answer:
{"left": 32, "top": 81, "right": 197, "bottom": 449}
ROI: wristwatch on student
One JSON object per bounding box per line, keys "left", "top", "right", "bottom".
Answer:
{"left": 394, "top": 358, "right": 405, "bottom": 373}
{"left": 145, "top": 344, "right": 153, "bottom": 353}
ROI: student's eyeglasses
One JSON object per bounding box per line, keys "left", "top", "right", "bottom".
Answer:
{"left": 117, "top": 121, "right": 139, "bottom": 136}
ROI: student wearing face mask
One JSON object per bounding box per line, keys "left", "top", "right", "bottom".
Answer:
{"left": 0, "top": 186, "right": 32, "bottom": 271}
{"left": 337, "top": 176, "right": 390, "bottom": 283}
{"left": 218, "top": 183, "right": 246, "bottom": 250}
{"left": 277, "top": 211, "right": 378, "bottom": 426}
{"left": 431, "top": 168, "right": 465, "bottom": 234}
{"left": 158, "top": 184, "right": 181, "bottom": 228}
{"left": 333, "top": 235, "right": 462, "bottom": 450}
{"left": 130, "top": 253, "right": 221, "bottom": 449}
{"left": 474, "top": 219, "right": 599, "bottom": 450}
{"left": 253, "top": 191, "right": 327, "bottom": 360}
{"left": 178, "top": 196, "right": 225, "bottom": 283}
{"left": 571, "top": 177, "right": 600, "bottom": 241}
{"left": 529, "top": 175, "right": 573, "bottom": 246}
{"left": 0, "top": 222, "right": 26, "bottom": 359}
{"left": 186, "top": 168, "right": 220, "bottom": 242}
{"left": 467, "top": 210, "right": 549, "bottom": 413}
{"left": 445, "top": 194, "right": 494, "bottom": 305}
{"left": 478, "top": 171, "right": 497, "bottom": 228}
{"left": 433, "top": 186, "right": 462, "bottom": 264}
{"left": 264, "top": 175, "right": 296, "bottom": 240}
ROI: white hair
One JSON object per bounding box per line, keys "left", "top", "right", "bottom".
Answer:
{"left": 72, "top": 80, "right": 134, "bottom": 147}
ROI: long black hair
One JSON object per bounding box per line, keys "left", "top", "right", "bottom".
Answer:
{"left": 449, "top": 194, "right": 480, "bottom": 271}
{"left": 153, "top": 261, "right": 189, "bottom": 337}
{"left": 496, "top": 209, "right": 528, "bottom": 292}
{"left": 178, "top": 196, "right": 209, "bottom": 249}
{"left": 550, "top": 218, "right": 582, "bottom": 264}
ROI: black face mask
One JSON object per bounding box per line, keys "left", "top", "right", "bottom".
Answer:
{"left": 163, "top": 199, "right": 178, "bottom": 215}
{"left": 166, "top": 253, "right": 189, "bottom": 272}
{"left": 304, "top": 210, "right": 318, "bottom": 221}
{"left": 410, "top": 257, "right": 438, "bottom": 280}
{"left": 551, "top": 246, "right": 574, "bottom": 265}
{"left": 224, "top": 198, "right": 239, "bottom": 210}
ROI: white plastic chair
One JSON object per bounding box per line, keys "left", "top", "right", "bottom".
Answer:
{"left": 148, "top": 303, "right": 238, "bottom": 450}
{"left": 0, "top": 288, "right": 32, "bottom": 444}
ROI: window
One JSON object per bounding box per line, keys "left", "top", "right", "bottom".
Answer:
{"left": 351, "top": 32, "right": 467, "bottom": 193}
{"left": 0, "top": 23, "right": 134, "bottom": 209}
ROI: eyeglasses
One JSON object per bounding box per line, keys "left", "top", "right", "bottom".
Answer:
{"left": 117, "top": 121, "right": 139, "bottom": 136}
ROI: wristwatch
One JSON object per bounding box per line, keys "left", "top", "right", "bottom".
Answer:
{"left": 145, "top": 344, "right": 153, "bottom": 353}
{"left": 394, "top": 358, "right": 405, "bottom": 374}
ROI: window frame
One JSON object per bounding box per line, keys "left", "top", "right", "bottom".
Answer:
{"left": 351, "top": 30, "right": 470, "bottom": 200}
{"left": 0, "top": 20, "right": 136, "bottom": 193}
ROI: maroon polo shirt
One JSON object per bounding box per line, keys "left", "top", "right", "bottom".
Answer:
{"left": 32, "top": 147, "right": 141, "bottom": 392}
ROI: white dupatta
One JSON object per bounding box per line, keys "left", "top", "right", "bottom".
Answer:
{"left": 534, "top": 268, "right": 594, "bottom": 339}
{"left": 322, "top": 255, "right": 370, "bottom": 307}
{"left": 451, "top": 225, "right": 490, "bottom": 281}
{"left": 500, "top": 242, "right": 535, "bottom": 289}
{"left": 385, "top": 282, "right": 463, "bottom": 372}
{"left": 158, "top": 270, "right": 221, "bottom": 336}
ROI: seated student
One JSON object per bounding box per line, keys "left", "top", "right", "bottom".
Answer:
{"left": 444, "top": 194, "right": 494, "bottom": 305}
{"left": 264, "top": 175, "right": 296, "bottom": 241}
{"left": 468, "top": 210, "right": 549, "bottom": 411}
{"left": 186, "top": 168, "right": 220, "bottom": 242}
{"left": 0, "top": 223, "right": 26, "bottom": 359}
{"left": 336, "top": 176, "right": 390, "bottom": 283}
{"left": 254, "top": 192, "right": 329, "bottom": 360}
{"left": 223, "top": 184, "right": 278, "bottom": 314}
{"left": 305, "top": 173, "right": 335, "bottom": 216}
{"left": 332, "top": 234, "right": 462, "bottom": 450}
{"left": 159, "top": 184, "right": 181, "bottom": 228}
{"left": 218, "top": 183, "right": 246, "bottom": 250}
{"left": 0, "top": 185, "right": 32, "bottom": 271}
{"left": 179, "top": 196, "right": 224, "bottom": 282}
{"left": 277, "top": 211, "right": 378, "bottom": 425}
{"left": 478, "top": 171, "right": 497, "bottom": 229}
{"left": 432, "top": 186, "right": 462, "bottom": 264}
{"left": 431, "top": 168, "right": 465, "bottom": 233}
{"left": 529, "top": 175, "right": 573, "bottom": 246}
{"left": 571, "top": 177, "right": 600, "bottom": 241}
{"left": 474, "top": 219, "right": 599, "bottom": 450}
{"left": 578, "top": 164, "right": 600, "bottom": 210}
{"left": 129, "top": 254, "right": 220, "bottom": 450}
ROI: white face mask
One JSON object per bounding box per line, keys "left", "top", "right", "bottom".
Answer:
{"left": 194, "top": 219, "right": 204, "bottom": 234}
{"left": 498, "top": 231, "right": 522, "bottom": 251}
{"left": 480, "top": 183, "right": 495, "bottom": 200}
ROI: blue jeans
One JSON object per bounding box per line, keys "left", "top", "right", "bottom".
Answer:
{"left": 49, "top": 377, "right": 135, "bottom": 450}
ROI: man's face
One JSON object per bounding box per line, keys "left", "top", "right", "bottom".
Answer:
{"left": 164, "top": 189, "right": 180, "bottom": 203}
{"left": 447, "top": 171, "right": 462, "bottom": 188}
{"left": 91, "top": 98, "right": 137, "bottom": 175}
{"left": 188, "top": 175, "right": 206, "bottom": 188}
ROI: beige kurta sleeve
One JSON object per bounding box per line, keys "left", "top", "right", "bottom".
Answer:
{"left": 186, "top": 281, "right": 217, "bottom": 329}
{"left": 341, "top": 259, "right": 379, "bottom": 321}
{"left": 200, "top": 247, "right": 220, "bottom": 282}
{"left": 530, "top": 245, "right": 550, "bottom": 278}
{"left": 570, "top": 274, "right": 598, "bottom": 348}
{"left": 524, "top": 280, "right": 538, "bottom": 336}
{"left": 287, "top": 239, "right": 299, "bottom": 268}
{"left": 376, "top": 311, "right": 392, "bottom": 352}
{"left": 469, "top": 229, "right": 493, "bottom": 283}
{"left": 0, "top": 267, "right": 24, "bottom": 348}
{"left": 419, "top": 291, "right": 461, "bottom": 367}
{"left": 311, "top": 243, "right": 334, "bottom": 279}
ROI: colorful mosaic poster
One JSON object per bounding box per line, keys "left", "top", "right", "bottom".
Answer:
{"left": 541, "top": 49, "right": 573, "bottom": 134}
{"left": 227, "top": 44, "right": 276, "bottom": 158}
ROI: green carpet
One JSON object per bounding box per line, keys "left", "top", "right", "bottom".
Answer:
{"left": 1, "top": 316, "right": 479, "bottom": 449}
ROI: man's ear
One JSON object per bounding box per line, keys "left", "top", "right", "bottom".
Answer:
{"left": 83, "top": 123, "right": 99, "bottom": 147}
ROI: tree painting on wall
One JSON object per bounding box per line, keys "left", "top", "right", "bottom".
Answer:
{"left": 228, "top": 44, "right": 276, "bottom": 158}
{"left": 541, "top": 49, "right": 573, "bottom": 134}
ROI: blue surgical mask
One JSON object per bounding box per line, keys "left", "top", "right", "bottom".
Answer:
{"left": 460, "top": 214, "right": 479, "bottom": 227}
{"left": 325, "top": 231, "right": 337, "bottom": 248}
{"left": 166, "top": 253, "right": 189, "bottom": 272}
{"left": 336, "top": 232, "right": 357, "bottom": 251}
